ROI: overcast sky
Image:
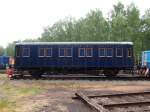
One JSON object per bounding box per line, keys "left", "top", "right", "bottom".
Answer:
{"left": 0, "top": 0, "right": 149, "bottom": 47}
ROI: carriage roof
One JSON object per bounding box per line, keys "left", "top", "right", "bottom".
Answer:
{"left": 16, "top": 42, "right": 133, "bottom": 45}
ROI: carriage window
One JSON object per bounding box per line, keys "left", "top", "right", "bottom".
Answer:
{"left": 39, "top": 48, "right": 45, "bottom": 57}
{"left": 59, "top": 48, "right": 65, "bottom": 57}
{"left": 22, "top": 48, "right": 30, "bottom": 57}
{"left": 127, "top": 48, "right": 132, "bottom": 57}
{"left": 79, "top": 48, "right": 85, "bottom": 57}
{"left": 45, "top": 48, "right": 52, "bottom": 57}
{"left": 59, "top": 48, "right": 72, "bottom": 57}
{"left": 99, "top": 48, "right": 105, "bottom": 57}
{"left": 86, "top": 48, "right": 93, "bottom": 57}
{"left": 66, "top": 48, "right": 72, "bottom": 57}
{"left": 106, "top": 48, "right": 113, "bottom": 57}
{"left": 16, "top": 47, "right": 22, "bottom": 57}
{"left": 116, "top": 48, "right": 123, "bottom": 57}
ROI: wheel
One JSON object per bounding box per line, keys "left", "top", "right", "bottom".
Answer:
{"left": 29, "top": 70, "right": 43, "bottom": 79}
{"left": 104, "top": 69, "right": 119, "bottom": 77}
{"left": 18, "top": 71, "right": 25, "bottom": 79}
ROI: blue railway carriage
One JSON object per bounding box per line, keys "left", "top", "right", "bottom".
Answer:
{"left": 139, "top": 51, "right": 150, "bottom": 76}
{"left": 14, "top": 42, "right": 134, "bottom": 77}
{"left": 142, "top": 51, "right": 150, "bottom": 68}
{"left": 0, "top": 56, "right": 10, "bottom": 69}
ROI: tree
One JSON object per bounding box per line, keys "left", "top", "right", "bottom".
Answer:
{"left": 110, "top": 2, "right": 128, "bottom": 41}
{"left": 83, "top": 9, "right": 108, "bottom": 41}
{"left": 141, "top": 9, "right": 150, "bottom": 51}
{"left": 23, "top": 38, "right": 38, "bottom": 42}
{"left": 0, "top": 46, "right": 4, "bottom": 56}
{"left": 111, "top": 2, "right": 126, "bottom": 18}
{"left": 126, "top": 3, "right": 141, "bottom": 56}
{"left": 6, "top": 43, "right": 15, "bottom": 56}
{"left": 40, "top": 17, "right": 76, "bottom": 42}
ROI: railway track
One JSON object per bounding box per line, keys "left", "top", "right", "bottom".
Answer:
{"left": 75, "top": 91, "right": 150, "bottom": 112}
{"left": 12, "top": 74, "right": 150, "bottom": 80}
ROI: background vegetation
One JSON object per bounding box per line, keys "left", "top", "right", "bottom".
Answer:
{"left": 2, "top": 2, "right": 150, "bottom": 60}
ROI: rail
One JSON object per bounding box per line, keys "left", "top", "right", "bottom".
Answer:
{"left": 75, "top": 91, "right": 150, "bottom": 112}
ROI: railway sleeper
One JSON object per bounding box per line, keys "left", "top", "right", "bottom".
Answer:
{"left": 103, "top": 101, "right": 150, "bottom": 108}
{"left": 75, "top": 91, "right": 150, "bottom": 112}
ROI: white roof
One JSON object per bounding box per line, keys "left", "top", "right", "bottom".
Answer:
{"left": 16, "top": 42, "right": 133, "bottom": 45}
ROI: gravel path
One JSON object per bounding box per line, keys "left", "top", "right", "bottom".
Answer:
{"left": 34, "top": 89, "right": 92, "bottom": 112}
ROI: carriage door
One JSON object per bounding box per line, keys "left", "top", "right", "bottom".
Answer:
{"left": 115, "top": 48, "right": 124, "bottom": 67}
{"left": 22, "top": 47, "right": 31, "bottom": 67}
{"left": 65, "top": 47, "right": 73, "bottom": 68}
{"left": 124, "top": 47, "right": 134, "bottom": 68}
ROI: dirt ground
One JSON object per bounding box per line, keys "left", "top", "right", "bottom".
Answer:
{"left": 1, "top": 74, "right": 150, "bottom": 112}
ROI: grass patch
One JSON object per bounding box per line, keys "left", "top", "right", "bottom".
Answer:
{"left": 0, "top": 78, "right": 45, "bottom": 112}
{"left": 18, "top": 87, "right": 44, "bottom": 96}
{"left": 1, "top": 80, "right": 44, "bottom": 96}
{"left": 0, "top": 98, "right": 16, "bottom": 112}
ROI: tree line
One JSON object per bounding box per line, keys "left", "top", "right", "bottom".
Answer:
{"left": 2, "top": 2, "right": 150, "bottom": 60}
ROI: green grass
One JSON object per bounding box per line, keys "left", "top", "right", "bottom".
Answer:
{"left": 0, "top": 98, "right": 16, "bottom": 112}
{"left": 0, "top": 76, "right": 45, "bottom": 112}
{"left": 17, "top": 87, "right": 44, "bottom": 96}
{"left": 1, "top": 79, "right": 44, "bottom": 96}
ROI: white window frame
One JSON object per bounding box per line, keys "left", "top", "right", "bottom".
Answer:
{"left": 86, "top": 48, "right": 93, "bottom": 57}
{"left": 106, "top": 48, "right": 113, "bottom": 57}
{"left": 22, "top": 48, "right": 30, "bottom": 57}
{"left": 78, "top": 48, "right": 85, "bottom": 57}
{"left": 45, "top": 48, "right": 52, "bottom": 57}
{"left": 38, "top": 48, "right": 45, "bottom": 57}
{"left": 116, "top": 48, "right": 123, "bottom": 57}
{"left": 66, "top": 48, "right": 72, "bottom": 57}
{"left": 59, "top": 48, "right": 65, "bottom": 57}
{"left": 99, "top": 48, "right": 105, "bottom": 57}
{"left": 127, "top": 48, "right": 132, "bottom": 57}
